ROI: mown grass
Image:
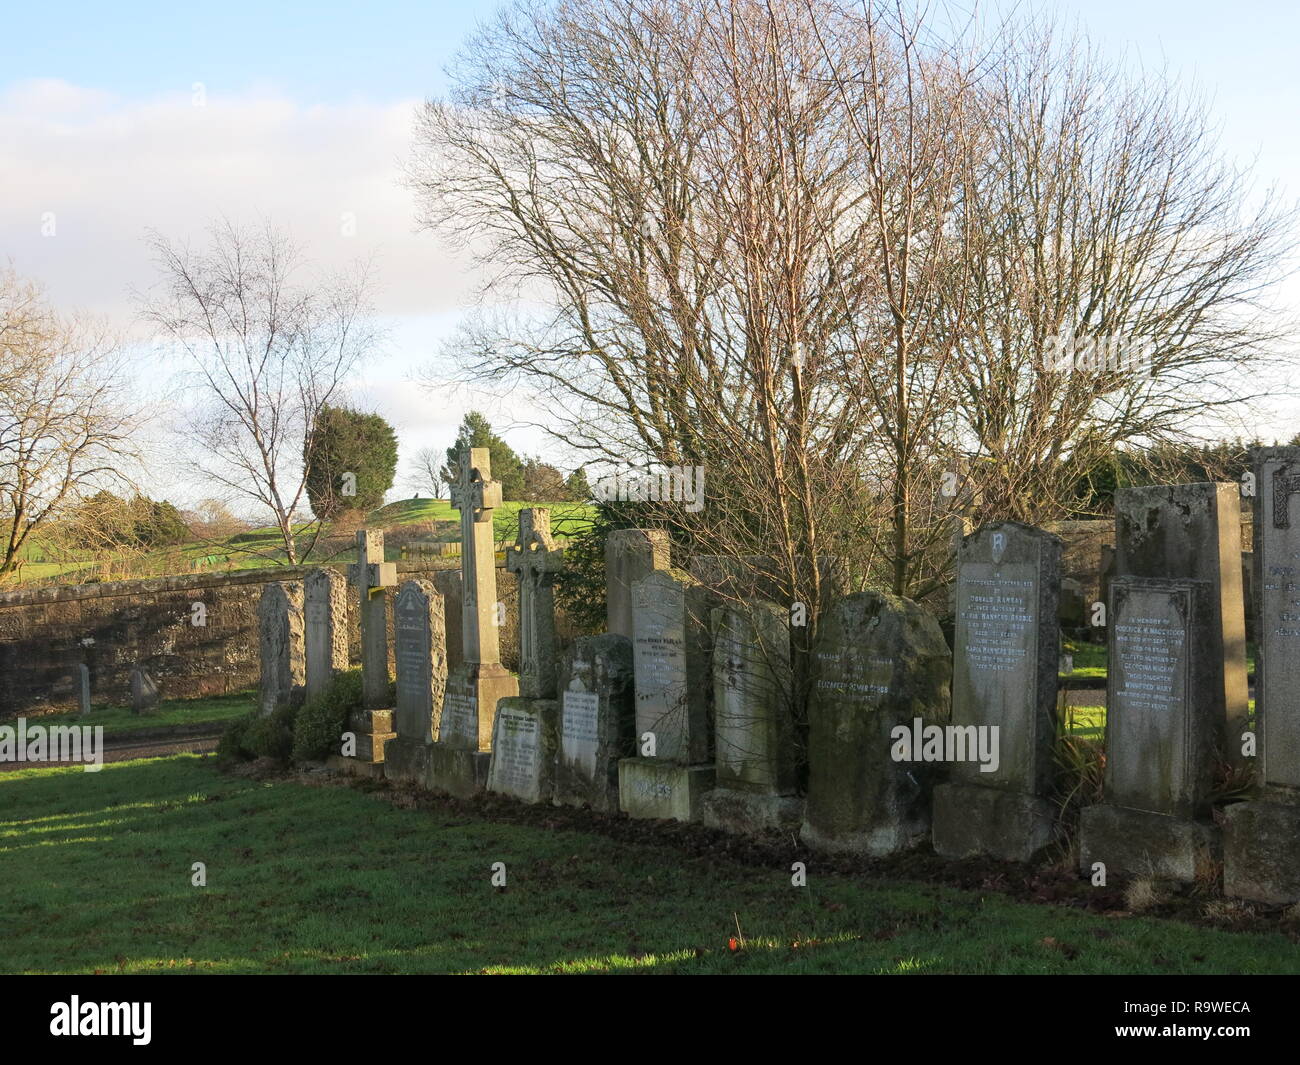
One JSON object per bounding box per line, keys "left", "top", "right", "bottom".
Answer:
{"left": 14, "top": 692, "right": 256, "bottom": 736}
{"left": 4, "top": 498, "right": 596, "bottom": 586}
{"left": 2, "top": 754, "right": 1297, "bottom": 975}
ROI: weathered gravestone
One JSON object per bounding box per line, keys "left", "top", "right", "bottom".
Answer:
{"left": 1115, "top": 484, "right": 1249, "bottom": 759}
{"left": 433, "top": 568, "right": 464, "bottom": 675}
{"left": 605, "top": 529, "right": 670, "bottom": 639}
{"left": 304, "top": 567, "right": 349, "bottom": 703}
{"left": 258, "top": 581, "right": 305, "bottom": 716}
{"left": 1079, "top": 577, "right": 1222, "bottom": 883}
{"left": 130, "top": 665, "right": 159, "bottom": 715}
{"left": 700, "top": 600, "right": 802, "bottom": 834}
{"left": 384, "top": 579, "right": 448, "bottom": 784}
{"left": 430, "top": 447, "right": 519, "bottom": 797}
{"left": 343, "top": 530, "right": 397, "bottom": 768}
{"left": 933, "top": 522, "right": 1061, "bottom": 861}
{"left": 618, "top": 568, "right": 716, "bottom": 821}
{"left": 800, "top": 592, "right": 951, "bottom": 855}
{"left": 554, "top": 635, "right": 635, "bottom": 811}
{"left": 76, "top": 664, "right": 91, "bottom": 717}
{"left": 487, "top": 509, "right": 564, "bottom": 803}
{"left": 1225, "top": 447, "right": 1300, "bottom": 902}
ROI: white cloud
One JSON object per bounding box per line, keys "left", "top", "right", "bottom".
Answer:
{"left": 0, "top": 78, "right": 474, "bottom": 324}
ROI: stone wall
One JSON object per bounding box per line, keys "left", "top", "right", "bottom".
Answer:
{"left": 0, "top": 561, "right": 543, "bottom": 716}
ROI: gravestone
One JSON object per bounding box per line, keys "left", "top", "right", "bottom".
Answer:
{"left": 505, "top": 509, "right": 564, "bottom": 699}
{"left": 304, "top": 567, "right": 349, "bottom": 702}
{"left": 800, "top": 591, "right": 951, "bottom": 856}
{"left": 258, "top": 581, "right": 305, "bottom": 716}
{"left": 700, "top": 600, "right": 802, "bottom": 834}
{"left": 486, "top": 697, "right": 558, "bottom": 803}
{"left": 605, "top": 529, "right": 670, "bottom": 638}
{"left": 429, "top": 447, "right": 519, "bottom": 798}
{"left": 486, "top": 509, "right": 566, "bottom": 803}
{"left": 1115, "top": 483, "right": 1248, "bottom": 757}
{"left": 385, "top": 580, "right": 448, "bottom": 785}
{"left": 554, "top": 635, "right": 635, "bottom": 811}
{"left": 618, "top": 568, "right": 717, "bottom": 821}
{"left": 933, "top": 522, "right": 1061, "bottom": 861}
{"left": 1225, "top": 447, "right": 1300, "bottom": 902}
{"left": 433, "top": 568, "right": 464, "bottom": 674}
{"left": 1079, "top": 577, "right": 1222, "bottom": 883}
{"left": 342, "top": 530, "right": 397, "bottom": 768}
{"left": 130, "top": 665, "right": 159, "bottom": 715}
{"left": 76, "top": 664, "right": 91, "bottom": 717}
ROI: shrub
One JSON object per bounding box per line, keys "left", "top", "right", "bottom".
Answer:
{"left": 216, "top": 713, "right": 255, "bottom": 763}
{"left": 292, "top": 668, "right": 364, "bottom": 762}
{"left": 244, "top": 703, "right": 296, "bottom": 763}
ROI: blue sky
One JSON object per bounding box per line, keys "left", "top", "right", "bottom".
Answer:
{"left": 1, "top": 1, "right": 1297, "bottom": 505}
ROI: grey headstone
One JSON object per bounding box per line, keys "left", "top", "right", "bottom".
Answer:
{"left": 347, "top": 530, "right": 397, "bottom": 712}
{"left": 631, "top": 569, "right": 713, "bottom": 764}
{"left": 76, "top": 663, "right": 91, "bottom": 717}
{"left": 486, "top": 697, "right": 557, "bottom": 803}
{"left": 606, "top": 529, "right": 670, "bottom": 639}
{"left": 800, "top": 592, "right": 951, "bottom": 856}
{"left": 304, "top": 567, "right": 349, "bottom": 702}
{"left": 130, "top": 665, "right": 159, "bottom": 715}
{"left": 933, "top": 523, "right": 1062, "bottom": 861}
{"left": 258, "top": 581, "right": 305, "bottom": 716}
{"left": 393, "top": 579, "right": 448, "bottom": 744}
{"left": 555, "top": 634, "right": 635, "bottom": 811}
{"left": 1115, "top": 483, "right": 1248, "bottom": 748}
{"left": 505, "top": 508, "right": 564, "bottom": 698}
{"left": 710, "top": 600, "right": 795, "bottom": 794}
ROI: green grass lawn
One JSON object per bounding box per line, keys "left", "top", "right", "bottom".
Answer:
{"left": 1060, "top": 640, "right": 1256, "bottom": 682}
{"left": 18, "top": 691, "right": 256, "bottom": 737}
{"left": 2, "top": 754, "right": 1297, "bottom": 974}
{"left": 4, "top": 498, "right": 596, "bottom": 586}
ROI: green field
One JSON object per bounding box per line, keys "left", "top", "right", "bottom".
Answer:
{"left": 4, "top": 498, "right": 597, "bottom": 586}
{"left": 2, "top": 754, "right": 1297, "bottom": 974}
{"left": 18, "top": 691, "right": 256, "bottom": 737}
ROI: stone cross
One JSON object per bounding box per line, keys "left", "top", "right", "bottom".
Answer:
{"left": 506, "top": 508, "right": 565, "bottom": 698}
{"left": 449, "top": 446, "right": 504, "bottom": 666}
{"left": 348, "top": 529, "right": 396, "bottom": 711}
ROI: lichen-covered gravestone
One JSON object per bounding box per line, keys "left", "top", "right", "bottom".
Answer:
{"left": 1225, "top": 447, "right": 1300, "bottom": 902}
{"left": 384, "top": 579, "right": 448, "bottom": 785}
{"left": 258, "top": 581, "right": 304, "bottom": 716}
{"left": 1079, "top": 577, "right": 1222, "bottom": 883}
{"left": 130, "top": 665, "right": 160, "bottom": 715}
{"left": 343, "top": 530, "right": 397, "bottom": 768}
{"left": 554, "top": 635, "right": 635, "bottom": 811}
{"left": 800, "top": 592, "right": 951, "bottom": 856}
{"left": 304, "top": 567, "right": 349, "bottom": 703}
{"left": 605, "top": 529, "right": 670, "bottom": 639}
{"left": 1115, "top": 483, "right": 1248, "bottom": 758}
{"left": 933, "top": 523, "right": 1061, "bottom": 861}
{"left": 700, "top": 600, "right": 802, "bottom": 834}
{"left": 618, "top": 569, "right": 716, "bottom": 822}
{"left": 486, "top": 509, "right": 564, "bottom": 803}
{"left": 430, "top": 447, "right": 519, "bottom": 798}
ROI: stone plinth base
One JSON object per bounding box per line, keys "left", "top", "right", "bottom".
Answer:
{"left": 799, "top": 810, "right": 929, "bottom": 857}
{"left": 701, "top": 788, "right": 803, "bottom": 835}
{"left": 427, "top": 743, "right": 492, "bottom": 799}
{"left": 1079, "top": 804, "right": 1220, "bottom": 884}
{"left": 384, "top": 736, "right": 433, "bottom": 785}
{"left": 1224, "top": 800, "right": 1300, "bottom": 904}
{"left": 348, "top": 708, "right": 395, "bottom": 763}
{"left": 326, "top": 754, "right": 387, "bottom": 780}
{"left": 932, "top": 782, "right": 1056, "bottom": 862}
{"left": 618, "top": 758, "right": 715, "bottom": 822}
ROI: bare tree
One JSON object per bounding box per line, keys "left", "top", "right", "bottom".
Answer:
{"left": 139, "top": 220, "right": 380, "bottom": 565}
{"left": 0, "top": 268, "right": 138, "bottom": 575}
{"left": 410, "top": 0, "right": 1296, "bottom": 607}
{"left": 407, "top": 445, "right": 448, "bottom": 498}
